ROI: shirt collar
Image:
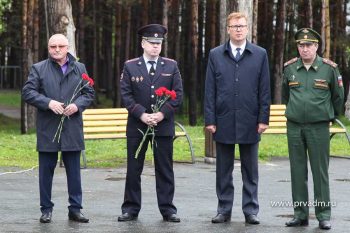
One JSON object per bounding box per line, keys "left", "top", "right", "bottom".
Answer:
{"left": 230, "top": 40, "right": 246, "bottom": 55}
{"left": 143, "top": 55, "right": 158, "bottom": 65}
{"left": 296, "top": 55, "right": 322, "bottom": 71}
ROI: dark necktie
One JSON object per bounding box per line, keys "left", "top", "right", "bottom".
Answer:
{"left": 235, "top": 48, "right": 241, "bottom": 60}
{"left": 148, "top": 61, "right": 156, "bottom": 78}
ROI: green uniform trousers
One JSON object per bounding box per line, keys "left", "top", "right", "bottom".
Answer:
{"left": 286, "top": 121, "right": 331, "bottom": 221}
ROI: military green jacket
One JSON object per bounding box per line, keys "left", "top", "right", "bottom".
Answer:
{"left": 282, "top": 55, "right": 344, "bottom": 123}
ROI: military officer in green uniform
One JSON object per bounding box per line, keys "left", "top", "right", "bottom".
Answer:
{"left": 282, "top": 28, "right": 344, "bottom": 230}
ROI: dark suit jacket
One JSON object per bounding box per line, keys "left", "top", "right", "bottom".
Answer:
{"left": 204, "top": 40, "right": 271, "bottom": 144}
{"left": 22, "top": 53, "right": 95, "bottom": 152}
{"left": 120, "top": 56, "right": 183, "bottom": 137}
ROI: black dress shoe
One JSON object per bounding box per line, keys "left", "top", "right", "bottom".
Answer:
{"left": 118, "top": 212, "right": 138, "bottom": 222}
{"left": 319, "top": 220, "right": 331, "bottom": 230}
{"left": 163, "top": 214, "right": 180, "bottom": 222}
{"left": 285, "top": 218, "right": 308, "bottom": 227}
{"left": 68, "top": 211, "right": 89, "bottom": 223}
{"left": 211, "top": 213, "right": 231, "bottom": 223}
{"left": 245, "top": 215, "right": 260, "bottom": 224}
{"left": 40, "top": 212, "right": 52, "bottom": 223}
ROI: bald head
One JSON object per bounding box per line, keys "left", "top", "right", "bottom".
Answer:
{"left": 48, "top": 34, "right": 69, "bottom": 65}
{"left": 48, "top": 34, "right": 69, "bottom": 46}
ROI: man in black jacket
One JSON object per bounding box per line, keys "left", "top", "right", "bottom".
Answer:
{"left": 118, "top": 24, "right": 183, "bottom": 223}
{"left": 22, "top": 34, "right": 94, "bottom": 223}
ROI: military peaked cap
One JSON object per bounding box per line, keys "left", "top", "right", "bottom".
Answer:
{"left": 295, "top": 28, "right": 321, "bottom": 44}
{"left": 138, "top": 24, "right": 167, "bottom": 43}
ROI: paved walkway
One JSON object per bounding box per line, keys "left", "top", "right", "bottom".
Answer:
{"left": 0, "top": 105, "right": 20, "bottom": 119}
{"left": 1, "top": 157, "right": 350, "bottom": 232}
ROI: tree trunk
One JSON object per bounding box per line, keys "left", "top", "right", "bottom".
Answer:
{"left": 272, "top": 0, "right": 286, "bottom": 104}
{"left": 251, "top": 0, "right": 258, "bottom": 44}
{"left": 162, "top": 0, "right": 171, "bottom": 57}
{"left": 46, "top": 0, "right": 77, "bottom": 57}
{"left": 114, "top": 1, "right": 122, "bottom": 107}
{"left": 189, "top": 0, "right": 198, "bottom": 126}
{"left": 219, "top": 0, "right": 227, "bottom": 44}
{"left": 306, "top": 0, "right": 313, "bottom": 27}
{"left": 92, "top": 0, "right": 99, "bottom": 103}
{"left": 238, "top": 0, "right": 253, "bottom": 41}
{"left": 21, "top": 0, "right": 28, "bottom": 134}
{"left": 78, "top": 0, "right": 85, "bottom": 62}
{"left": 321, "top": 0, "right": 330, "bottom": 58}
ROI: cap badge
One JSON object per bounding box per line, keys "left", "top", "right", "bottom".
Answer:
{"left": 304, "top": 35, "right": 308, "bottom": 39}
{"left": 154, "top": 33, "right": 158, "bottom": 37}
{"left": 302, "top": 29, "right": 309, "bottom": 33}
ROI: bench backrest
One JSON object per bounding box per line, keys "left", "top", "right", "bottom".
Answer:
{"left": 83, "top": 108, "right": 129, "bottom": 139}
{"left": 264, "top": 105, "right": 287, "bottom": 134}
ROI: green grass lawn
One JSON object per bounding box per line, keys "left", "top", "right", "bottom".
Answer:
{"left": 0, "top": 113, "right": 349, "bottom": 169}
{"left": 0, "top": 89, "right": 21, "bottom": 107}
{"left": 0, "top": 90, "right": 349, "bottom": 168}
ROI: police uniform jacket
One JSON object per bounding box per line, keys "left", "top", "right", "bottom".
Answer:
{"left": 120, "top": 56, "right": 183, "bottom": 137}
{"left": 204, "top": 40, "right": 271, "bottom": 144}
{"left": 282, "top": 56, "right": 344, "bottom": 123}
{"left": 22, "top": 53, "right": 95, "bottom": 152}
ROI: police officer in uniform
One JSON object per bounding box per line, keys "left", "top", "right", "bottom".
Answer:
{"left": 118, "top": 24, "right": 183, "bottom": 222}
{"left": 282, "top": 28, "right": 344, "bottom": 230}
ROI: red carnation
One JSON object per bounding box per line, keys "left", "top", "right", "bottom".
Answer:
{"left": 170, "top": 90, "right": 176, "bottom": 100}
{"left": 82, "top": 73, "right": 94, "bottom": 87}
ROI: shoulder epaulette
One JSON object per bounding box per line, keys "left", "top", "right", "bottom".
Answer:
{"left": 125, "top": 58, "right": 139, "bottom": 63}
{"left": 322, "top": 58, "right": 338, "bottom": 68}
{"left": 162, "top": 57, "right": 176, "bottom": 63}
{"left": 284, "top": 57, "right": 298, "bottom": 67}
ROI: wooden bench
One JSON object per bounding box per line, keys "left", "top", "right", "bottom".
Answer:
{"left": 80, "top": 108, "right": 195, "bottom": 168}
{"left": 264, "top": 105, "right": 350, "bottom": 144}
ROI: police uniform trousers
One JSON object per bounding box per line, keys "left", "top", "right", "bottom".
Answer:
{"left": 215, "top": 142, "right": 259, "bottom": 216}
{"left": 39, "top": 151, "right": 82, "bottom": 214}
{"left": 121, "top": 136, "right": 177, "bottom": 217}
{"left": 287, "top": 121, "right": 331, "bottom": 221}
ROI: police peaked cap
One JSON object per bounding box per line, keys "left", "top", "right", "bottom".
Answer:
{"left": 138, "top": 24, "right": 167, "bottom": 43}
{"left": 295, "top": 28, "right": 321, "bottom": 44}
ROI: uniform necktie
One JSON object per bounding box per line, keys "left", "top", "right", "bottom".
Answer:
{"left": 235, "top": 48, "right": 241, "bottom": 60}
{"left": 148, "top": 61, "right": 156, "bottom": 78}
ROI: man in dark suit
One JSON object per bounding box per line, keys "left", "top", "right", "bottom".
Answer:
{"left": 22, "top": 34, "right": 94, "bottom": 223}
{"left": 204, "top": 12, "right": 271, "bottom": 224}
{"left": 118, "top": 24, "right": 183, "bottom": 222}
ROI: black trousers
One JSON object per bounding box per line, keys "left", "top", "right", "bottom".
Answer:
{"left": 121, "top": 136, "right": 177, "bottom": 216}
{"left": 39, "top": 151, "right": 82, "bottom": 213}
{"left": 215, "top": 142, "right": 259, "bottom": 216}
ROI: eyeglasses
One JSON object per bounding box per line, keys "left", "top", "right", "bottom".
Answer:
{"left": 228, "top": 25, "right": 247, "bottom": 31}
{"left": 49, "top": 45, "right": 68, "bottom": 49}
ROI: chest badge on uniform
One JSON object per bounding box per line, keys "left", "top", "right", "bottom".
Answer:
{"left": 314, "top": 79, "right": 329, "bottom": 89}
{"left": 131, "top": 76, "right": 135, "bottom": 82}
{"left": 140, "top": 76, "right": 144, "bottom": 82}
{"left": 289, "top": 81, "right": 300, "bottom": 87}
{"left": 136, "top": 77, "right": 140, "bottom": 82}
